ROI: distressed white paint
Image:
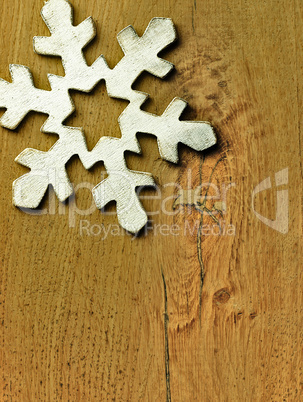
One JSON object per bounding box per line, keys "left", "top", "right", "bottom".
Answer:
{"left": 0, "top": 0, "right": 216, "bottom": 233}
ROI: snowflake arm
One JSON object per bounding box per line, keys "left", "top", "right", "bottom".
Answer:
{"left": 0, "top": 66, "right": 73, "bottom": 130}
{"left": 13, "top": 126, "right": 88, "bottom": 208}
{"left": 33, "top": 0, "right": 109, "bottom": 91}
{"left": 118, "top": 97, "right": 216, "bottom": 164}
{"left": 0, "top": 0, "right": 216, "bottom": 233}
{"left": 106, "top": 18, "right": 176, "bottom": 101}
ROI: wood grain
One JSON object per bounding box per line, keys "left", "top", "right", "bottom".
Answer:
{"left": 0, "top": 0, "right": 302, "bottom": 400}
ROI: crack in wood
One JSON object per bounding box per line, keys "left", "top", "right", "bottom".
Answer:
{"left": 192, "top": 7, "right": 195, "bottom": 33}
{"left": 161, "top": 268, "right": 171, "bottom": 402}
{"left": 197, "top": 213, "right": 205, "bottom": 324}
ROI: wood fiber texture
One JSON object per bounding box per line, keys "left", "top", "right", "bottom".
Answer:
{"left": 0, "top": 0, "right": 302, "bottom": 400}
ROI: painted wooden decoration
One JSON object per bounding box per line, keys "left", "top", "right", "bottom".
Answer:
{"left": 0, "top": 0, "right": 216, "bottom": 233}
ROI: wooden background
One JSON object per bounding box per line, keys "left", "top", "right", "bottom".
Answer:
{"left": 0, "top": 0, "right": 302, "bottom": 400}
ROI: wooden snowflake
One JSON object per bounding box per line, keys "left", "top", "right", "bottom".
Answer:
{"left": 0, "top": 0, "right": 216, "bottom": 233}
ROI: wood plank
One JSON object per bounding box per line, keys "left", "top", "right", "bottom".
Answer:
{"left": 0, "top": 0, "right": 302, "bottom": 400}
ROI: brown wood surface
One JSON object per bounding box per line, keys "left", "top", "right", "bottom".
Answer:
{"left": 0, "top": 0, "right": 302, "bottom": 400}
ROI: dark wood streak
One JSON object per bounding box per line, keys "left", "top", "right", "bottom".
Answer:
{"left": 197, "top": 212, "right": 205, "bottom": 324}
{"left": 161, "top": 268, "right": 171, "bottom": 402}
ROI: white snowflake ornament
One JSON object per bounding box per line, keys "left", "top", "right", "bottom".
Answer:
{"left": 0, "top": 0, "right": 216, "bottom": 233}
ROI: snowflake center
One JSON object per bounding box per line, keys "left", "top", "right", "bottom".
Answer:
{"left": 66, "top": 81, "right": 128, "bottom": 151}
